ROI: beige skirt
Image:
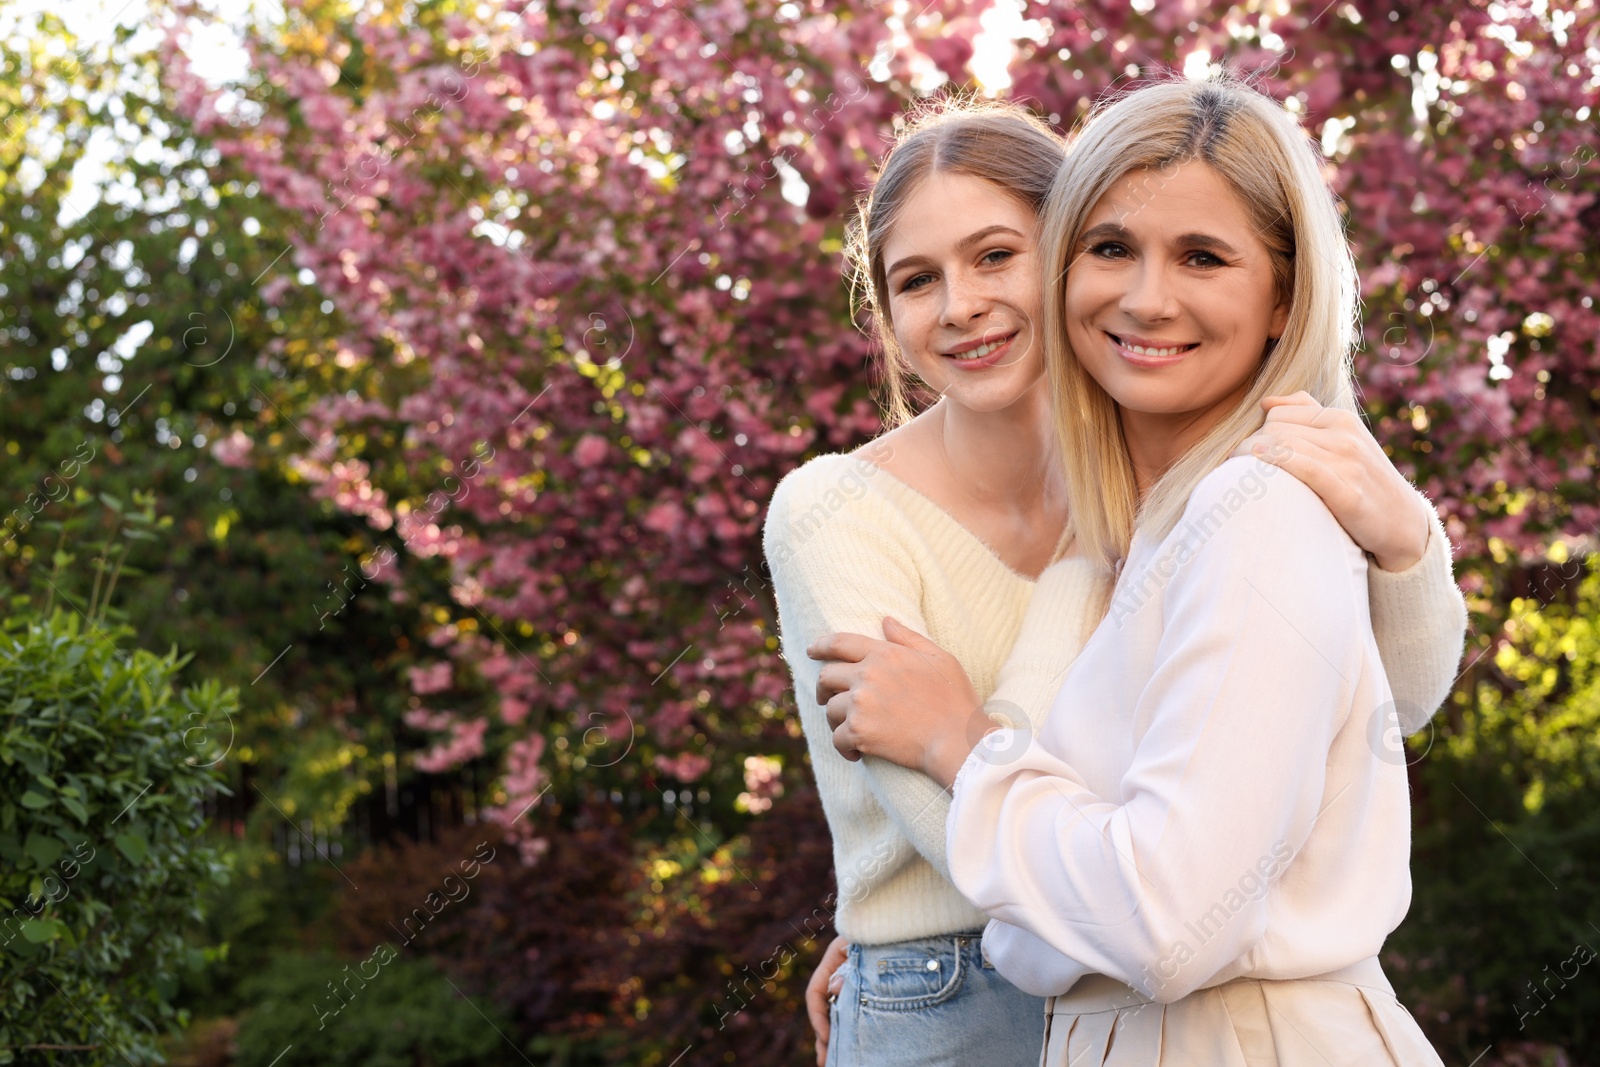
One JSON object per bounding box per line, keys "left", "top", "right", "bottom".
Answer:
{"left": 1039, "top": 957, "right": 1443, "bottom": 1066}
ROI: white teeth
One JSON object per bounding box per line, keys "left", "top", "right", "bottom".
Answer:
{"left": 1120, "top": 339, "right": 1191, "bottom": 358}
{"left": 951, "top": 337, "right": 1008, "bottom": 360}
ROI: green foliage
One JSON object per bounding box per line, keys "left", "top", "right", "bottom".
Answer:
{"left": 1397, "top": 559, "right": 1600, "bottom": 1057}
{"left": 232, "top": 952, "right": 515, "bottom": 1067}
{"left": 0, "top": 607, "right": 232, "bottom": 1065}
{"left": 0, "top": 2, "right": 450, "bottom": 852}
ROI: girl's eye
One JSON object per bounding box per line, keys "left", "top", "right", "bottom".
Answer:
{"left": 980, "top": 248, "right": 1014, "bottom": 266}
{"left": 900, "top": 272, "right": 934, "bottom": 292}
{"left": 1087, "top": 241, "right": 1129, "bottom": 260}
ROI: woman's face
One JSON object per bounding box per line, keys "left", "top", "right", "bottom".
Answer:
{"left": 882, "top": 172, "right": 1045, "bottom": 413}
{"left": 1063, "top": 161, "right": 1289, "bottom": 439}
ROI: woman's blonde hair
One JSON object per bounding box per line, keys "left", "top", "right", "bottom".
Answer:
{"left": 1039, "top": 74, "right": 1359, "bottom": 582}
{"left": 845, "top": 96, "right": 1068, "bottom": 426}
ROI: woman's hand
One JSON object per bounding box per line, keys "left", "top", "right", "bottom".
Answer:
{"left": 806, "top": 934, "right": 849, "bottom": 1066}
{"left": 1239, "top": 392, "right": 1432, "bottom": 572}
{"left": 808, "top": 617, "right": 992, "bottom": 787}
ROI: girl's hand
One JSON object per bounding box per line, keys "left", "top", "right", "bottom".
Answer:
{"left": 1240, "top": 392, "right": 1432, "bottom": 572}
{"left": 808, "top": 617, "right": 992, "bottom": 787}
{"left": 806, "top": 934, "right": 849, "bottom": 1066}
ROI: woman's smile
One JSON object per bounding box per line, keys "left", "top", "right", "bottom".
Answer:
{"left": 1104, "top": 331, "right": 1200, "bottom": 368}
{"left": 1064, "top": 160, "right": 1289, "bottom": 472}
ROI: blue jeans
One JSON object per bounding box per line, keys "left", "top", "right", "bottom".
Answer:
{"left": 826, "top": 932, "right": 1046, "bottom": 1067}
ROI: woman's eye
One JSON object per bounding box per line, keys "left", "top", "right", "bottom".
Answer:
{"left": 1088, "top": 241, "right": 1129, "bottom": 259}
{"left": 980, "top": 248, "right": 1014, "bottom": 267}
{"left": 900, "top": 272, "right": 934, "bottom": 292}
{"left": 1185, "top": 250, "right": 1226, "bottom": 268}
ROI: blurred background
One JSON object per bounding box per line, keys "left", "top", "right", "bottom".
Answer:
{"left": 0, "top": 0, "right": 1596, "bottom": 1064}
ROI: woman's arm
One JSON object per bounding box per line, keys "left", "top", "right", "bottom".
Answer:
{"left": 939, "top": 462, "right": 1377, "bottom": 1001}
{"left": 764, "top": 464, "right": 963, "bottom": 881}
{"left": 1242, "top": 393, "right": 1467, "bottom": 734}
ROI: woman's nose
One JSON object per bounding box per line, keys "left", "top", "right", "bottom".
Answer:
{"left": 1119, "top": 264, "right": 1178, "bottom": 322}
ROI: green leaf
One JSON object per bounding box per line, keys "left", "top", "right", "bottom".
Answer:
{"left": 114, "top": 830, "right": 149, "bottom": 865}
{"left": 19, "top": 791, "right": 50, "bottom": 810}
{"left": 23, "top": 832, "right": 64, "bottom": 867}
{"left": 20, "top": 919, "right": 64, "bottom": 944}
{"left": 60, "top": 795, "right": 89, "bottom": 823}
{"left": 99, "top": 492, "right": 124, "bottom": 512}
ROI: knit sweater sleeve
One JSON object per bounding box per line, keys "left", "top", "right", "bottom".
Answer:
{"left": 764, "top": 463, "right": 962, "bottom": 882}
{"left": 1365, "top": 491, "right": 1467, "bottom": 736}
{"left": 982, "top": 558, "right": 1104, "bottom": 736}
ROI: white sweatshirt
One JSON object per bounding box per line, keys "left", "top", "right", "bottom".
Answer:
{"left": 765, "top": 451, "right": 1466, "bottom": 946}
{"left": 948, "top": 456, "right": 1425, "bottom": 1000}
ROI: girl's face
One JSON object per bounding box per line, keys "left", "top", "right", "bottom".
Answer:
{"left": 1063, "top": 161, "right": 1289, "bottom": 441}
{"left": 882, "top": 172, "right": 1046, "bottom": 413}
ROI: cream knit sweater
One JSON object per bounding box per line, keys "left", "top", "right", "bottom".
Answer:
{"left": 763, "top": 451, "right": 1466, "bottom": 946}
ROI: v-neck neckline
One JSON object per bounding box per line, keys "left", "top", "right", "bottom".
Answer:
{"left": 853, "top": 456, "right": 1045, "bottom": 586}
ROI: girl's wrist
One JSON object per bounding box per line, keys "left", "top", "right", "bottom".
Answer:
{"left": 923, "top": 710, "right": 991, "bottom": 789}
{"left": 1372, "top": 495, "right": 1432, "bottom": 573}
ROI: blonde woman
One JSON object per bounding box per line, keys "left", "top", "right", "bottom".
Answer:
{"left": 819, "top": 76, "right": 1450, "bottom": 1062}
{"left": 766, "top": 98, "right": 1464, "bottom": 1066}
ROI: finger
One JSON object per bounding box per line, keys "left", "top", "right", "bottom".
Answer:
{"left": 1252, "top": 423, "right": 1370, "bottom": 472}
{"left": 881, "top": 616, "right": 940, "bottom": 651}
{"left": 1256, "top": 447, "right": 1358, "bottom": 514}
{"left": 807, "top": 631, "right": 886, "bottom": 663}
{"left": 829, "top": 706, "right": 863, "bottom": 761}
{"left": 1263, "top": 401, "right": 1363, "bottom": 438}
{"left": 824, "top": 691, "right": 850, "bottom": 731}
{"left": 1250, "top": 434, "right": 1338, "bottom": 475}
{"left": 806, "top": 970, "right": 830, "bottom": 1043}
{"left": 814, "top": 661, "right": 861, "bottom": 708}
{"left": 1239, "top": 430, "right": 1298, "bottom": 466}
{"left": 1260, "top": 390, "right": 1318, "bottom": 412}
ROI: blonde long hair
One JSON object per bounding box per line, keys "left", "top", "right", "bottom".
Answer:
{"left": 844, "top": 96, "right": 1068, "bottom": 426}
{"left": 1039, "top": 75, "right": 1360, "bottom": 584}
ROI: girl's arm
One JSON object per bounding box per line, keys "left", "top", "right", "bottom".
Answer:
{"left": 1242, "top": 393, "right": 1467, "bottom": 734}
{"left": 764, "top": 464, "right": 964, "bottom": 882}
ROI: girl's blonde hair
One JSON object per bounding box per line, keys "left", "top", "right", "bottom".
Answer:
{"left": 1039, "top": 74, "right": 1359, "bottom": 582}
{"left": 845, "top": 96, "right": 1068, "bottom": 426}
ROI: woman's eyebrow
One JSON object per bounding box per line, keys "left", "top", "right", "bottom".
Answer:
{"left": 1079, "top": 221, "right": 1131, "bottom": 245}
{"left": 1176, "top": 232, "right": 1243, "bottom": 257}
{"left": 886, "top": 224, "right": 1027, "bottom": 277}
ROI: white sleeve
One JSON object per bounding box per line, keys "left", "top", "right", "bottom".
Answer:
{"left": 947, "top": 466, "right": 1367, "bottom": 1002}
{"left": 764, "top": 472, "right": 960, "bottom": 882}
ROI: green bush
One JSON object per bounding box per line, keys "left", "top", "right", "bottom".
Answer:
{"left": 233, "top": 951, "right": 516, "bottom": 1067}
{"left": 0, "top": 608, "right": 233, "bottom": 1065}
{"left": 1397, "top": 559, "right": 1600, "bottom": 1060}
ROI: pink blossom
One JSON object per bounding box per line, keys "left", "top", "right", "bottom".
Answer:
{"left": 409, "top": 661, "right": 453, "bottom": 695}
